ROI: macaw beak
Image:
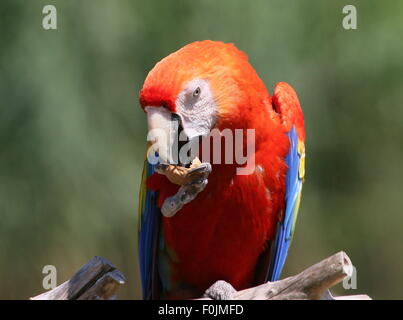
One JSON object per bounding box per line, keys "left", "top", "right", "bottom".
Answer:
{"left": 145, "top": 106, "right": 180, "bottom": 165}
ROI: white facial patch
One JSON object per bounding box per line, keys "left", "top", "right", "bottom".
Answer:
{"left": 175, "top": 79, "right": 217, "bottom": 139}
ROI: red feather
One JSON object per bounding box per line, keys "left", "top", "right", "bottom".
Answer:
{"left": 140, "top": 41, "right": 304, "bottom": 298}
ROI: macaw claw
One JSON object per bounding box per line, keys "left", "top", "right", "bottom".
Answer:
{"left": 203, "top": 280, "right": 236, "bottom": 300}
{"left": 186, "top": 162, "right": 212, "bottom": 181}
{"left": 161, "top": 161, "right": 212, "bottom": 217}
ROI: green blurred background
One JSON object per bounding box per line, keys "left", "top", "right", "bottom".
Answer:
{"left": 0, "top": 0, "right": 402, "bottom": 299}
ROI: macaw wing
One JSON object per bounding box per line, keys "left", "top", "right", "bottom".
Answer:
{"left": 266, "top": 82, "right": 306, "bottom": 282}
{"left": 267, "top": 126, "right": 305, "bottom": 281}
{"left": 138, "top": 157, "right": 161, "bottom": 299}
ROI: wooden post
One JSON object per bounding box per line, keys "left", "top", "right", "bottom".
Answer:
{"left": 201, "top": 251, "right": 371, "bottom": 300}
{"left": 31, "top": 251, "right": 370, "bottom": 300}
{"left": 31, "top": 256, "right": 126, "bottom": 300}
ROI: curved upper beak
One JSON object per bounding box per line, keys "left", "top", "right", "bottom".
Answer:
{"left": 145, "top": 106, "right": 180, "bottom": 164}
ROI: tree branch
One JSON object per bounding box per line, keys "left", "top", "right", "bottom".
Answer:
{"left": 31, "top": 251, "right": 371, "bottom": 300}
{"left": 201, "top": 251, "right": 371, "bottom": 300}
{"left": 31, "top": 256, "right": 125, "bottom": 300}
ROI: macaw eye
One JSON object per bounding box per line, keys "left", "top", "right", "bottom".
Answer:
{"left": 193, "top": 87, "right": 201, "bottom": 97}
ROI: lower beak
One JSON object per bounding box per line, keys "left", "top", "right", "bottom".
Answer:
{"left": 145, "top": 106, "right": 179, "bottom": 164}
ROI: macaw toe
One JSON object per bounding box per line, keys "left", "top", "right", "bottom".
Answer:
{"left": 161, "top": 162, "right": 211, "bottom": 217}
{"left": 203, "top": 280, "right": 236, "bottom": 300}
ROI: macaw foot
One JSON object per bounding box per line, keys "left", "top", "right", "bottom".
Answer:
{"left": 203, "top": 280, "right": 237, "bottom": 300}
{"left": 161, "top": 162, "right": 212, "bottom": 217}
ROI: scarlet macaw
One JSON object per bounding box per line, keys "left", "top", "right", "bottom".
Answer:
{"left": 138, "top": 40, "right": 306, "bottom": 299}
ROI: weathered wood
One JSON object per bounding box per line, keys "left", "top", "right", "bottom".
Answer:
{"left": 202, "top": 251, "right": 371, "bottom": 300}
{"left": 31, "top": 256, "right": 126, "bottom": 300}
{"left": 31, "top": 251, "right": 370, "bottom": 300}
{"left": 333, "top": 294, "right": 371, "bottom": 300}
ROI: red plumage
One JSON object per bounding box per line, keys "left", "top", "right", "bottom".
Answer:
{"left": 140, "top": 41, "right": 305, "bottom": 298}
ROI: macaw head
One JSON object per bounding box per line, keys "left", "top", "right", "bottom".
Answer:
{"left": 139, "top": 40, "right": 270, "bottom": 164}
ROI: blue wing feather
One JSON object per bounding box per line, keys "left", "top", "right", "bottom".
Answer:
{"left": 138, "top": 160, "right": 161, "bottom": 299}
{"left": 267, "top": 126, "right": 304, "bottom": 282}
